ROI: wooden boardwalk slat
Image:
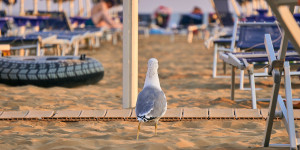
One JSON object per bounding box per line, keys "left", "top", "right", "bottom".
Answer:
{"left": 260, "top": 109, "right": 269, "bottom": 119}
{"left": 2, "top": 108, "right": 300, "bottom": 121}
{"left": 160, "top": 108, "right": 182, "bottom": 121}
{"left": 0, "top": 111, "right": 29, "bottom": 120}
{"left": 126, "top": 109, "right": 137, "bottom": 121}
{"left": 294, "top": 110, "right": 300, "bottom": 120}
{"left": 25, "top": 110, "right": 54, "bottom": 120}
{"left": 45, "top": 110, "right": 82, "bottom": 121}
{"left": 235, "top": 109, "right": 263, "bottom": 119}
{"left": 80, "top": 110, "right": 106, "bottom": 117}
{"left": 182, "top": 108, "right": 208, "bottom": 120}
{"left": 54, "top": 110, "right": 82, "bottom": 117}
{"left": 104, "top": 109, "right": 132, "bottom": 121}
{"left": 209, "top": 108, "right": 235, "bottom": 119}
{"left": 79, "top": 110, "right": 106, "bottom": 120}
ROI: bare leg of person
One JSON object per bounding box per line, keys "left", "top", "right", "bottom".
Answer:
{"left": 92, "top": 11, "right": 122, "bottom": 28}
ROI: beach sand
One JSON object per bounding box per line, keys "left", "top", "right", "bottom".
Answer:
{"left": 0, "top": 35, "right": 300, "bottom": 149}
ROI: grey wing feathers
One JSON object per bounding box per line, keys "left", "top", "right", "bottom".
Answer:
{"left": 135, "top": 87, "right": 155, "bottom": 117}
{"left": 135, "top": 86, "right": 167, "bottom": 118}
{"left": 147, "top": 91, "right": 167, "bottom": 118}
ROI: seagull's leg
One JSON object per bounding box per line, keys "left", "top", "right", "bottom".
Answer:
{"left": 137, "top": 122, "right": 141, "bottom": 140}
{"left": 155, "top": 120, "right": 158, "bottom": 136}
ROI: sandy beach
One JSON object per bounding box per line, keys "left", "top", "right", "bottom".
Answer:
{"left": 1, "top": 35, "right": 300, "bottom": 149}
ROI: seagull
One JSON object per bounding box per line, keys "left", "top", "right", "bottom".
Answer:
{"left": 135, "top": 58, "right": 167, "bottom": 140}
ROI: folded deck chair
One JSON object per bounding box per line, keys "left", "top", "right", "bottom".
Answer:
{"left": 205, "top": 0, "right": 236, "bottom": 48}
{"left": 260, "top": 1, "right": 300, "bottom": 149}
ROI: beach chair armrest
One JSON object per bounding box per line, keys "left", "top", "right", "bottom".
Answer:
{"left": 219, "top": 52, "right": 245, "bottom": 69}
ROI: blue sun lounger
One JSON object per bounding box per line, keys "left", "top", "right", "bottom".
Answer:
{"left": 219, "top": 49, "right": 300, "bottom": 109}
{"left": 24, "top": 11, "right": 106, "bottom": 55}
{"left": 12, "top": 16, "right": 50, "bottom": 33}
{"left": 26, "top": 29, "right": 92, "bottom": 56}
{"left": 245, "top": 9, "right": 276, "bottom": 22}
{"left": 0, "top": 34, "right": 56, "bottom": 56}
{"left": 212, "top": 9, "right": 283, "bottom": 78}
{"left": 217, "top": 21, "right": 299, "bottom": 109}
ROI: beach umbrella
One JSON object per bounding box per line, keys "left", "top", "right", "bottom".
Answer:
{"left": 53, "top": 0, "right": 69, "bottom": 2}
{"left": 53, "top": 0, "right": 65, "bottom": 11}
{"left": 92, "top": 0, "right": 122, "bottom": 5}
{"left": 3, "top": 0, "right": 17, "bottom": 15}
{"left": 52, "top": 0, "right": 76, "bottom": 16}
{"left": 3, "top": 0, "right": 17, "bottom": 5}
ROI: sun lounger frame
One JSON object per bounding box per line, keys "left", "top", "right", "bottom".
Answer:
{"left": 260, "top": 1, "right": 300, "bottom": 149}
{"left": 213, "top": 21, "right": 288, "bottom": 93}
{"left": 217, "top": 0, "right": 300, "bottom": 148}
{"left": 218, "top": 19, "right": 300, "bottom": 105}
{"left": 262, "top": 33, "right": 298, "bottom": 149}
{"left": 0, "top": 35, "right": 57, "bottom": 57}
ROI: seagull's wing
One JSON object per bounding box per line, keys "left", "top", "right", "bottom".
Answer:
{"left": 147, "top": 90, "right": 167, "bottom": 118}
{"left": 135, "top": 87, "right": 156, "bottom": 118}
{"left": 136, "top": 87, "right": 167, "bottom": 121}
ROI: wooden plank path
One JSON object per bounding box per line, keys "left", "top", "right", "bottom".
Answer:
{"left": 1, "top": 108, "right": 300, "bottom": 121}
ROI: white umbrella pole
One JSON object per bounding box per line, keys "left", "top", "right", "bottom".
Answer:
{"left": 19, "top": 0, "right": 24, "bottom": 16}
{"left": 86, "top": 0, "right": 91, "bottom": 17}
{"left": 46, "top": 0, "right": 51, "bottom": 11}
{"left": 58, "top": 0, "right": 63, "bottom": 12}
{"left": 78, "top": 0, "right": 84, "bottom": 16}
{"left": 122, "top": 0, "right": 138, "bottom": 108}
{"left": 33, "top": 0, "right": 38, "bottom": 15}
{"left": 230, "top": 0, "right": 241, "bottom": 17}
{"left": 69, "top": 0, "right": 74, "bottom": 16}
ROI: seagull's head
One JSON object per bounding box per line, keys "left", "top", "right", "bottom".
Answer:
{"left": 147, "top": 58, "right": 159, "bottom": 71}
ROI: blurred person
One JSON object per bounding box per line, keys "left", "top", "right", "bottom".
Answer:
{"left": 179, "top": 6, "right": 203, "bottom": 29}
{"left": 191, "top": 6, "right": 203, "bottom": 15}
{"left": 86, "top": 0, "right": 122, "bottom": 28}
{"left": 154, "top": 6, "right": 171, "bottom": 28}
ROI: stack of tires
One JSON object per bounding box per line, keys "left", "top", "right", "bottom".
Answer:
{"left": 0, "top": 55, "right": 104, "bottom": 87}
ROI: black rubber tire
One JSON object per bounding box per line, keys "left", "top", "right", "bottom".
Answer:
{"left": 0, "top": 55, "right": 104, "bottom": 87}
